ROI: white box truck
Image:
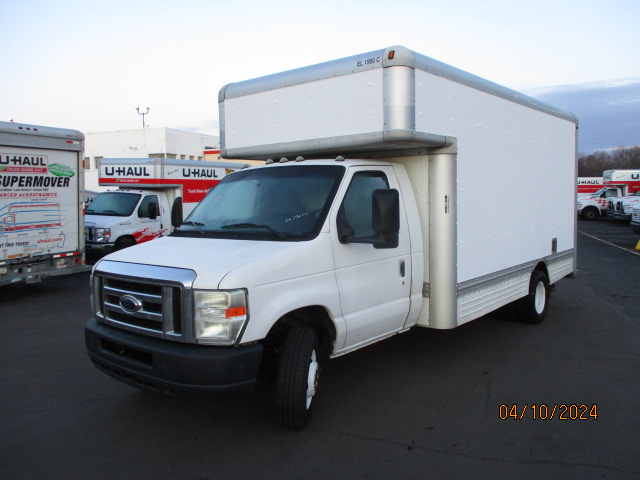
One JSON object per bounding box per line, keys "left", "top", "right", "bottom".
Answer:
{"left": 1, "top": 121, "right": 88, "bottom": 286}
{"left": 85, "top": 46, "right": 578, "bottom": 429}
{"left": 85, "top": 158, "right": 247, "bottom": 254}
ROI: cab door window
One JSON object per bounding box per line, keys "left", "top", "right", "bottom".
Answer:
{"left": 339, "top": 171, "right": 390, "bottom": 241}
{"left": 138, "top": 195, "right": 159, "bottom": 218}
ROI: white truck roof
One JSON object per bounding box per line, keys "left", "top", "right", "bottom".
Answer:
{"left": 219, "top": 45, "right": 577, "bottom": 160}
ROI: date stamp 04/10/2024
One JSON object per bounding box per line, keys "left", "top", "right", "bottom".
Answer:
{"left": 499, "top": 404, "right": 599, "bottom": 421}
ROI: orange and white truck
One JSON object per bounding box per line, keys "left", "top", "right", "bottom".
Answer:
{"left": 1, "top": 121, "right": 87, "bottom": 285}
{"left": 85, "top": 158, "right": 247, "bottom": 255}
{"left": 577, "top": 170, "right": 640, "bottom": 220}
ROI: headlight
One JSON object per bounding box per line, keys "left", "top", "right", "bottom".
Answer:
{"left": 194, "top": 289, "right": 248, "bottom": 345}
{"left": 625, "top": 204, "right": 634, "bottom": 213}
{"left": 95, "top": 228, "right": 111, "bottom": 242}
{"left": 577, "top": 202, "right": 583, "bottom": 208}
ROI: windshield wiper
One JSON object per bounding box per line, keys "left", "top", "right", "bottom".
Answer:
{"left": 221, "top": 223, "right": 288, "bottom": 239}
{"left": 180, "top": 220, "right": 205, "bottom": 234}
{"left": 85, "top": 209, "right": 121, "bottom": 215}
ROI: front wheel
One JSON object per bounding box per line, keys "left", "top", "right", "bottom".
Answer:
{"left": 516, "top": 270, "right": 550, "bottom": 324}
{"left": 581, "top": 207, "right": 599, "bottom": 221}
{"left": 114, "top": 236, "right": 136, "bottom": 251}
{"left": 275, "top": 327, "right": 321, "bottom": 430}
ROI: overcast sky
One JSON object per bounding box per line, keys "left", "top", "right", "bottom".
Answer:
{"left": 1, "top": 0, "right": 639, "bottom": 136}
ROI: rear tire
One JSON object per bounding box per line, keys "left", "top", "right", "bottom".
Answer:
{"left": 275, "top": 327, "right": 321, "bottom": 430}
{"left": 516, "top": 270, "right": 550, "bottom": 324}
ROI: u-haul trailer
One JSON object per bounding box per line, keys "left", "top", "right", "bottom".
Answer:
{"left": 86, "top": 46, "right": 578, "bottom": 429}
{"left": 1, "top": 121, "right": 87, "bottom": 286}
{"left": 85, "top": 158, "right": 247, "bottom": 255}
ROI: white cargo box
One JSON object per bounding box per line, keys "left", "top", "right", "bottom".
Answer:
{"left": 219, "top": 46, "right": 578, "bottom": 326}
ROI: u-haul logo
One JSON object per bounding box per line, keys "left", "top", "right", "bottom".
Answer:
{"left": 103, "top": 166, "right": 151, "bottom": 177}
{"left": 0, "top": 153, "right": 48, "bottom": 173}
{"left": 182, "top": 168, "right": 219, "bottom": 178}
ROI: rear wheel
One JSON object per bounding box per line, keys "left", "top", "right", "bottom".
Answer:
{"left": 516, "top": 270, "right": 550, "bottom": 324}
{"left": 275, "top": 327, "right": 321, "bottom": 430}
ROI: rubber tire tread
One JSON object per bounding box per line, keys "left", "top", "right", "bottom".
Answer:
{"left": 114, "top": 236, "right": 136, "bottom": 251}
{"left": 275, "top": 327, "right": 319, "bottom": 430}
{"left": 516, "top": 270, "right": 549, "bottom": 325}
{"left": 581, "top": 207, "right": 598, "bottom": 221}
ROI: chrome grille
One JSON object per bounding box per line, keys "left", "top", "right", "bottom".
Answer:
{"left": 92, "top": 261, "right": 196, "bottom": 342}
{"left": 85, "top": 226, "right": 95, "bottom": 242}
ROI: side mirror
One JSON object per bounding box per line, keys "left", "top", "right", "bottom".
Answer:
{"left": 148, "top": 201, "right": 158, "bottom": 220}
{"left": 171, "top": 197, "right": 183, "bottom": 228}
{"left": 372, "top": 189, "right": 399, "bottom": 249}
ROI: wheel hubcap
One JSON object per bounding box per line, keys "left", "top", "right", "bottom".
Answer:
{"left": 306, "top": 349, "right": 319, "bottom": 409}
{"left": 534, "top": 281, "right": 546, "bottom": 314}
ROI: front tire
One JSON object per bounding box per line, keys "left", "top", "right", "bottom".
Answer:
{"left": 516, "top": 270, "right": 550, "bottom": 324}
{"left": 581, "top": 207, "right": 599, "bottom": 221}
{"left": 114, "top": 236, "right": 136, "bottom": 251}
{"left": 275, "top": 327, "right": 321, "bottom": 430}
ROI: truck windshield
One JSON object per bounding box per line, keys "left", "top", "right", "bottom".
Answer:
{"left": 85, "top": 192, "right": 141, "bottom": 217}
{"left": 173, "top": 164, "right": 345, "bottom": 241}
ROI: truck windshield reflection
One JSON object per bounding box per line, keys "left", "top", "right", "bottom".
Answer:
{"left": 173, "top": 164, "right": 345, "bottom": 241}
{"left": 85, "top": 192, "right": 141, "bottom": 216}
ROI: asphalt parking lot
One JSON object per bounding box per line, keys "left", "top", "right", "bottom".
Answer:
{"left": 1, "top": 218, "right": 639, "bottom": 480}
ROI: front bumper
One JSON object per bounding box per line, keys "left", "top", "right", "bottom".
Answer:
{"left": 85, "top": 242, "right": 115, "bottom": 255}
{"left": 631, "top": 221, "right": 640, "bottom": 234}
{"left": 85, "top": 317, "right": 263, "bottom": 398}
{"left": 607, "top": 211, "right": 632, "bottom": 221}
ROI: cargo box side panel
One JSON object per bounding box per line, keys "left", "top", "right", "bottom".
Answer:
{"left": 415, "top": 70, "right": 576, "bottom": 283}
{"left": 222, "top": 69, "right": 384, "bottom": 156}
{"left": 0, "top": 147, "right": 81, "bottom": 259}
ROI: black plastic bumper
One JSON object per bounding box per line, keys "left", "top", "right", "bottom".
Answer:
{"left": 85, "top": 317, "right": 263, "bottom": 398}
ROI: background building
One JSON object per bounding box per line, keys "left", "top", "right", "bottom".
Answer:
{"left": 84, "top": 128, "right": 219, "bottom": 191}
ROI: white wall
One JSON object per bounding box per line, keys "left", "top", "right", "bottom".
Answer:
{"left": 84, "top": 128, "right": 220, "bottom": 191}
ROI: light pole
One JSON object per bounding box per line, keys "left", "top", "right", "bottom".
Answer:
{"left": 135, "top": 106, "right": 150, "bottom": 128}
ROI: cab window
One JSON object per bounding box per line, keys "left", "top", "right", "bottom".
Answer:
{"left": 339, "top": 171, "right": 389, "bottom": 239}
{"left": 138, "top": 195, "right": 158, "bottom": 218}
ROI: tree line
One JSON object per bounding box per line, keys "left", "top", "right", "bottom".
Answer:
{"left": 578, "top": 145, "right": 640, "bottom": 177}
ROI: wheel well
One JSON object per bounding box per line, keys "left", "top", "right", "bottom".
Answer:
{"left": 534, "top": 262, "right": 548, "bottom": 279}
{"left": 533, "top": 261, "right": 554, "bottom": 294}
{"left": 261, "top": 307, "right": 336, "bottom": 369}
{"left": 115, "top": 235, "right": 136, "bottom": 246}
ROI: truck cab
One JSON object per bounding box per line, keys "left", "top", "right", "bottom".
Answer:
{"left": 607, "top": 191, "right": 640, "bottom": 221}
{"left": 85, "top": 157, "right": 248, "bottom": 256}
{"left": 85, "top": 189, "right": 171, "bottom": 254}
{"left": 577, "top": 186, "right": 625, "bottom": 220}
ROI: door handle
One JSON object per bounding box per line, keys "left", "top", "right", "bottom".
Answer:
{"left": 400, "top": 260, "right": 406, "bottom": 277}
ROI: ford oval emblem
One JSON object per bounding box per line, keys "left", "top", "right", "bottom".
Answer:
{"left": 119, "top": 294, "right": 143, "bottom": 313}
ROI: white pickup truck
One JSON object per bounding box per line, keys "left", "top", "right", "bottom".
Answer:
{"left": 85, "top": 46, "right": 577, "bottom": 429}
{"left": 608, "top": 191, "right": 640, "bottom": 221}
{"left": 630, "top": 204, "right": 640, "bottom": 234}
